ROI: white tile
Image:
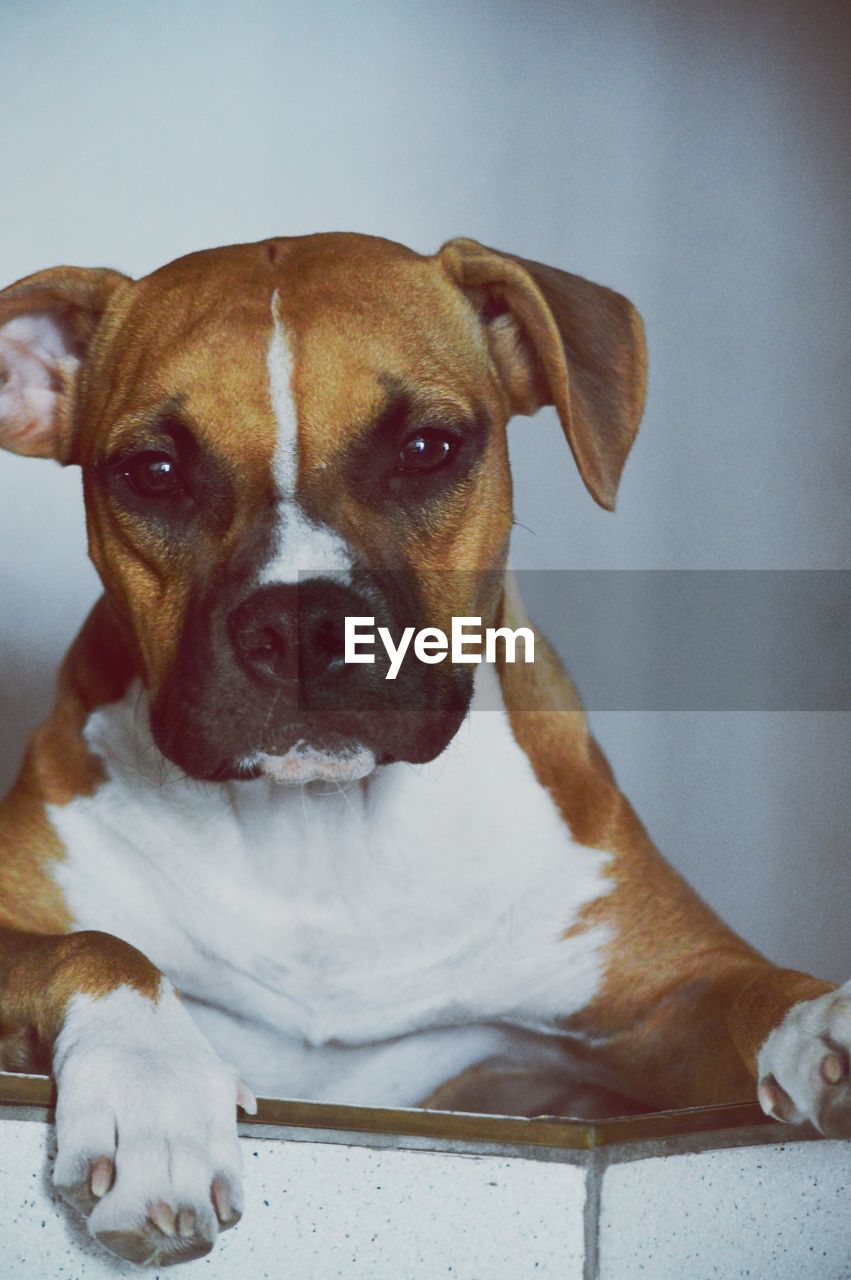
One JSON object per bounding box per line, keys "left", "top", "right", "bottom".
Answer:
{"left": 0, "top": 1119, "right": 585, "bottom": 1279}
{"left": 599, "top": 1140, "right": 851, "bottom": 1280}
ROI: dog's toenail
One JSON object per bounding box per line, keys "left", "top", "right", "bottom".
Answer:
{"left": 89, "top": 1157, "right": 114, "bottom": 1198}
{"left": 821, "top": 1051, "right": 846, "bottom": 1085}
{"left": 211, "top": 1179, "right": 232, "bottom": 1223}
{"left": 758, "top": 1078, "right": 780, "bottom": 1112}
{"left": 177, "top": 1207, "right": 196, "bottom": 1238}
{"left": 758, "top": 1073, "right": 798, "bottom": 1121}
{"left": 149, "top": 1201, "right": 176, "bottom": 1236}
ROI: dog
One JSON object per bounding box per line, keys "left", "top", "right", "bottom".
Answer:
{"left": 0, "top": 233, "right": 848, "bottom": 1266}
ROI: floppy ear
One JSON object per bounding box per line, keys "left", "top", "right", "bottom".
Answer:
{"left": 437, "top": 238, "right": 646, "bottom": 510}
{"left": 0, "top": 266, "right": 129, "bottom": 463}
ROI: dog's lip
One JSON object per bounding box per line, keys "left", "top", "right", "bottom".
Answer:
{"left": 236, "top": 738, "right": 378, "bottom": 785}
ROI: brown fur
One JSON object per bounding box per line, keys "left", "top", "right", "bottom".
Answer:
{"left": 496, "top": 586, "right": 835, "bottom": 1108}
{"left": 0, "top": 598, "right": 152, "bottom": 1070}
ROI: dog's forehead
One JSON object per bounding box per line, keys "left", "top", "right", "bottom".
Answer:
{"left": 89, "top": 234, "right": 487, "bottom": 477}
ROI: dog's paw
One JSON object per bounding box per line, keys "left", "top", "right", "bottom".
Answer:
{"left": 52, "top": 980, "right": 256, "bottom": 1266}
{"left": 757, "top": 979, "right": 851, "bottom": 1137}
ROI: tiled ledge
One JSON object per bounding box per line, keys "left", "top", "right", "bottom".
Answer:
{"left": 1, "top": 1073, "right": 848, "bottom": 1279}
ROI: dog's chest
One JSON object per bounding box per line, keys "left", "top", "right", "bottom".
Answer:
{"left": 48, "top": 680, "right": 613, "bottom": 1102}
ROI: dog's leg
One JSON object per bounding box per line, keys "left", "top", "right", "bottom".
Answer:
{"left": 568, "top": 882, "right": 848, "bottom": 1133}
{"left": 573, "top": 899, "right": 849, "bottom": 1136}
{"left": 0, "top": 926, "right": 255, "bottom": 1264}
{"left": 567, "top": 797, "right": 849, "bottom": 1135}
{"left": 498, "top": 601, "right": 851, "bottom": 1136}
{"left": 0, "top": 592, "right": 257, "bottom": 1263}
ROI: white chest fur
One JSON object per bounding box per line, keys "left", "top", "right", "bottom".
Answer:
{"left": 47, "top": 670, "right": 613, "bottom": 1105}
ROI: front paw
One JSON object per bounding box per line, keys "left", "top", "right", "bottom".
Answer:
{"left": 52, "top": 981, "right": 256, "bottom": 1266}
{"left": 757, "top": 979, "right": 851, "bottom": 1137}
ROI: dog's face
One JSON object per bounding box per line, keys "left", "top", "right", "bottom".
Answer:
{"left": 0, "top": 234, "right": 646, "bottom": 782}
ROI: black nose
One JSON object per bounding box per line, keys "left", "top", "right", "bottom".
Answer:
{"left": 228, "top": 581, "right": 355, "bottom": 689}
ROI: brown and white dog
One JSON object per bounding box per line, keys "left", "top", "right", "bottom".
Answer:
{"left": 0, "top": 233, "right": 848, "bottom": 1266}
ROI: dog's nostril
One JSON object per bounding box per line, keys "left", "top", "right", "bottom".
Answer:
{"left": 250, "top": 625, "right": 285, "bottom": 662}
{"left": 311, "top": 616, "right": 345, "bottom": 670}
{"left": 234, "top": 620, "right": 291, "bottom": 680}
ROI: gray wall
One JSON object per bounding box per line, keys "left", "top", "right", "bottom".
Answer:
{"left": 1, "top": 0, "right": 848, "bottom": 978}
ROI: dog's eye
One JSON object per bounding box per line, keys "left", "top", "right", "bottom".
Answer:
{"left": 397, "top": 431, "right": 456, "bottom": 474}
{"left": 122, "top": 452, "right": 185, "bottom": 498}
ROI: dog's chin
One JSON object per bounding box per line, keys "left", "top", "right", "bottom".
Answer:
{"left": 239, "top": 742, "right": 378, "bottom": 786}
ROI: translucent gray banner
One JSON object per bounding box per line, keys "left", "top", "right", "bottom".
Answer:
{"left": 517, "top": 570, "right": 849, "bottom": 711}
{"left": 291, "top": 568, "right": 849, "bottom": 712}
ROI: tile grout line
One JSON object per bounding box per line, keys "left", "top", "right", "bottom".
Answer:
{"left": 582, "top": 1148, "right": 604, "bottom": 1280}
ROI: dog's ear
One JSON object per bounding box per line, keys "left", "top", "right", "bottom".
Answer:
{"left": 437, "top": 238, "right": 646, "bottom": 510}
{"left": 0, "top": 266, "right": 129, "bottom": 463}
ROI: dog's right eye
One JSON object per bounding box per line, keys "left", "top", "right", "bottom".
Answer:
{"left": 121, "top": 452, "right": 185, "bottom": 499}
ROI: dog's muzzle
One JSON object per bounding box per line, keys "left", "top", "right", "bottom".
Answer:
{"left": 149, "top": 571, "right": 473, "bottom": 784}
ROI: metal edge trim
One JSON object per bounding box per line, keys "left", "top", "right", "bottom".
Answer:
{"left": 0, "top": 1073, "right": 780, "bottom": 1150}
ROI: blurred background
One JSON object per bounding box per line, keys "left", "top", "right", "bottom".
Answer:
{"left": 0, "top": 0, "right": 848, "bottom": 978}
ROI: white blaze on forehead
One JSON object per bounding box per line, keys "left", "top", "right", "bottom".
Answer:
{"left": 263, "top": 289, "right": 352, "bottom": 584}
{"left": 259, "top": 504, "right": 353, "bottom": 586}
{"left": 266, "top": 288, "right": 298, "bottom": 498}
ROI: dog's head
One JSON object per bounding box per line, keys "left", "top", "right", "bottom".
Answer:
{"left": 0, "top": 234, "right": 645, "bottom": 782}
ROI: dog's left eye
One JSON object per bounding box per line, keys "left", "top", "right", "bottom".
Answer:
{"left": 397, "top": 431, "right": 456, "bottom": 474}
{"left": 122, "top": 452, "right": 185, "bottom": 498}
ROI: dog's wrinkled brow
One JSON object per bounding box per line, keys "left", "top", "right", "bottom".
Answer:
{"left": 355, "top": 379, "right": 484, "bottom": 448}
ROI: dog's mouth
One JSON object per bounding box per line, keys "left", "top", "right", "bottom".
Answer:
{"left": 152, "top": 666, "right": 473, "bottom": 784}
{"left": 229, "top": 732, "right": 378, "bottom": 785}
